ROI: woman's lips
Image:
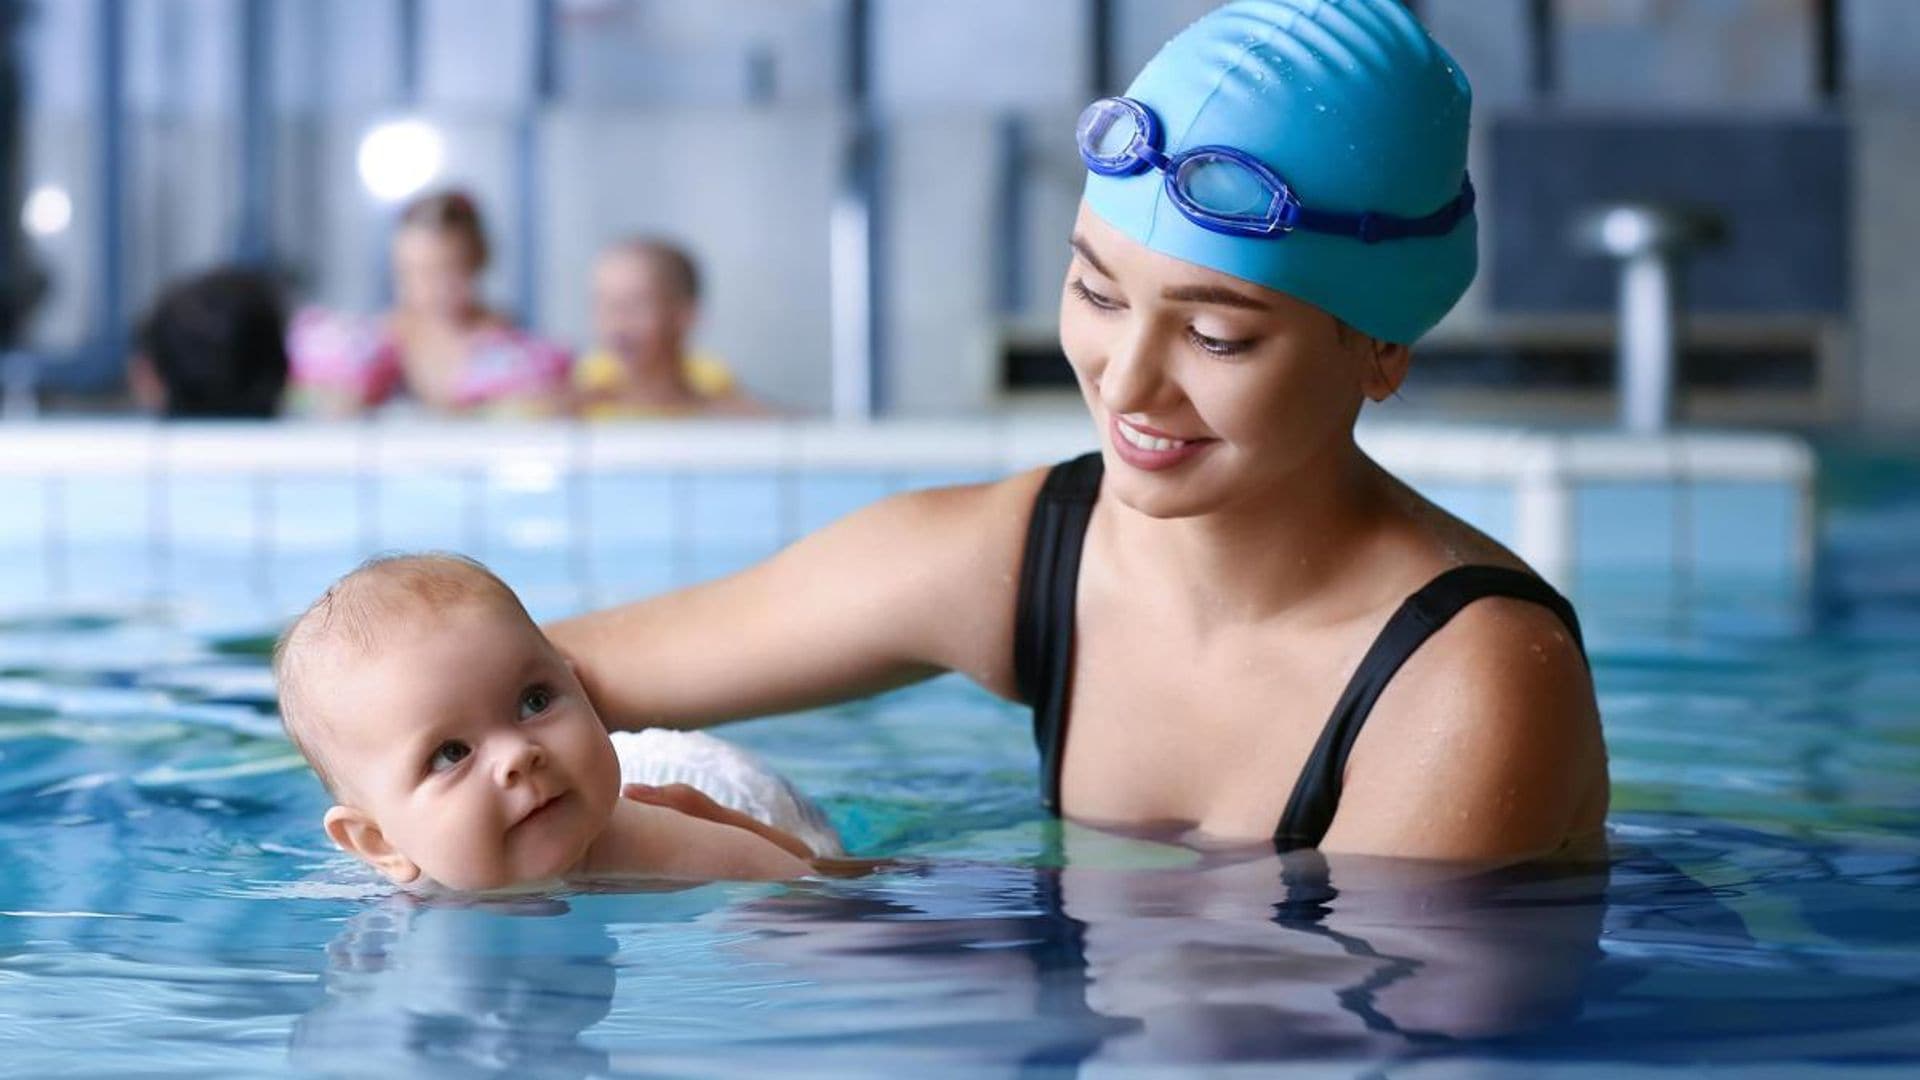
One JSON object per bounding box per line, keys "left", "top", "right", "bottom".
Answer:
{"left": 1109, "top": 415, "right": 1215, "bottom": 472}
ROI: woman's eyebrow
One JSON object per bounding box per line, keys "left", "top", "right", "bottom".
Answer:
{"left": 1160, "top": 283, "right": 1271, "bottom": 311}
{"left": 1071, "top": 233, "right": 1271, "bottom": 311}
{"left": 1069, "top": 234, "right": 1116, "bottom": 278}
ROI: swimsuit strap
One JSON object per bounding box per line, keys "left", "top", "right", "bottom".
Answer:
{"left": 1013, "top": 452, "right": 1104, "bottom": 813}
{"left": 1010, "top": 455, "right": 1589, "bottom": 847}
{"left": 1272, "top": 564, "right": 1588, "bottom": 852}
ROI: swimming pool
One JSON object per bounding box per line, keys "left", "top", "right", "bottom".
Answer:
{"left": 0, "top": 431, "right": 1913, "bottom": 1075}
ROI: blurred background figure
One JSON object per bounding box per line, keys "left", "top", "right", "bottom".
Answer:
{"left": 130, "top": 265, "right": 287, "bottom": 419}
{"left": 287, "top": 189, "right": 570, "bottom": 418}
{"left": 2, "top": 1, "right": 1916, "bottom": 430}
{"left": 576, "top": 236, "right": 767, "bottom": 418}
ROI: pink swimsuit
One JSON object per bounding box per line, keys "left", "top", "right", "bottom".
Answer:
{"left": 288, "top": 306, "right": 570, "bottom": 411}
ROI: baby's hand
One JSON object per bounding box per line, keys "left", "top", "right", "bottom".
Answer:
{"left": 622, "top": 782, "right": 816, "bottom": 861}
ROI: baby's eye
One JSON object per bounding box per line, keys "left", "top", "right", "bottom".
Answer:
{"left": 519, "top": 684, "right": 554, "bottom": 720}
{"left": 429, "top": 740, "right": 471, "bottom": 773}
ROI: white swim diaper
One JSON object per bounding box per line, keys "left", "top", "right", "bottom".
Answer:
{"left": 610, "top": 729, "right": 844, "bottom": 858}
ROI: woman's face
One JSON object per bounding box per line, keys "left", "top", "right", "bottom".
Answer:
{"left": 392, "top": 226, "right": 480, "bottom": 321}
{"left": 1058, "top": 203, "right": 1385, "bottom": 520}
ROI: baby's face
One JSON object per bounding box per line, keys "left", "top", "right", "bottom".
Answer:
{"left": 318, "top": 599, "right": 621, "bottom": 890}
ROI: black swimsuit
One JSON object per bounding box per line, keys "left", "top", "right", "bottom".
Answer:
{"left": 1011, "top": 452, "right": 1588, "bottom": 852}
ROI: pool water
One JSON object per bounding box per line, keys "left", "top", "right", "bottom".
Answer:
{"left": 1, "top": 449, "right": 1916, "bottom": 1076}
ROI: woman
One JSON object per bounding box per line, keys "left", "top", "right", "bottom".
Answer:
{"left": 550, "top": 0, "right": 1607, "bottom": 867}
{"left": 289, "top": 190, "right": 570, "bottom": 417}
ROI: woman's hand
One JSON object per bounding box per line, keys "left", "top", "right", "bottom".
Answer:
{"left": 620, "top": 782, "right": 895, "bottom": 878}
{"left": 621, "top": 782, "right": 817, "bottom": 860}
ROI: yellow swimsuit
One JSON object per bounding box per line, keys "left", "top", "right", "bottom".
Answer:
{"left": 573, "top": 349, "right": 737, "bottom": 419}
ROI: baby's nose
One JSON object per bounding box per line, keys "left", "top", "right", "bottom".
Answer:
{"left": 494, "top": 738, "right": 547, "bottom": 785}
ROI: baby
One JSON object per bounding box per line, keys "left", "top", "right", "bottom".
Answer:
{"left": 273, "top": 552, "right": 833, "bottom": 892}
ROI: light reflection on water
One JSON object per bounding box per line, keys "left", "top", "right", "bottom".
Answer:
{"left": 1, "top": 451, "right": 1917, "bottom": 1074}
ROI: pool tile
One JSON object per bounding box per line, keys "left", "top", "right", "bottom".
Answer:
{"left": 1691, "top": 482, "right": 1800, "bottom": 577}
{"left": 61, "top": 477, "right": 152, "bottom": 543}
{"left": 793, "top": 474, "right": 893, "bottom": 537}
{"left": 0, "top": 478, "right": 46, "bottom": 546}
{"left": 165, "top": 476, "right": 262, "bottom": 552}
{"left": 1415, "top": 482, "right": 1517, "bottom": 547}
{"left": 373, "top": 471, "right": 474, "bottom": 552}
{"left": 1576, "top": 482, "right": 1683, "bottom": 571}
{"left": 484, "top": 478, "right": 570, "bottom": 559}
{"left": 688, "top": 472, "right": 781, "bottom": 550}
{"left": 270, "top": 477, "right": 366, "bottom": 553}
{"left": 583, "top": 473, "right": 676, "bottom": 545}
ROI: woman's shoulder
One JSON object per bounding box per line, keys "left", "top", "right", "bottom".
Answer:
{"left": 1418, "top": 585, "right": 1586, "bottom": 678}
{"left": 1364, "top": 524, "right": 1587, "bottom": 707}
{"left": 1325, "top": 564, "right": 1605, "bottom": 860}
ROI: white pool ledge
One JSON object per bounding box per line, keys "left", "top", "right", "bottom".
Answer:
{"left": 0, "top": 417, "right": 1816, "bottom": 592}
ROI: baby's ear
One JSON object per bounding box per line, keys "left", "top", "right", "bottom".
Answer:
{"left": 323, "top": 805, "right": 421, "bottom": 885}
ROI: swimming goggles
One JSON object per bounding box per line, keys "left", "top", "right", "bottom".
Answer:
{"left": 1076, "top": 96, "right": 1476, "bottom": 244}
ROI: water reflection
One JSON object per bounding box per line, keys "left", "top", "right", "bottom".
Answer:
{"left": 289, "top": 818, "right": 1920, "bottom": 1073}
{"left": 292, "top": 895, "right": 618, "bottom": 1078}
{"left": 1064, "top": 846, "right": 1610, "bottom": 1058}
{"left": 726, "top": 835, "right": 1617, "bottom": 1066}
{"left": 291, "top": 839, "right": 1634, "bottom": 1074}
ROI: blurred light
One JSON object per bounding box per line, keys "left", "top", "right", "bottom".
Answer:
{"left": 1600, "top": 208, "right": 1653, "bottom": 254}
{"left": 492, "top": 459, "right": 559, "bottom": 494}
{"left": 357, "top": 120, "right": 445, "bottom": 203}
{"left": 22, "top": 184, "right": 72, "bottom": 238}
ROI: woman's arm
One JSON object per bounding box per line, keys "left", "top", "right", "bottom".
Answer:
{"left": 596, "top": 799, "right": 814, "bottom": 881}
{"left": 547, "top": 469, "right": 1046, "bottom": 730}
{"left": 1319, "top": 597, "right": 1610, "bottom": 865}
{"left": 622, "top": 783, "right": 893, "bottom": 878}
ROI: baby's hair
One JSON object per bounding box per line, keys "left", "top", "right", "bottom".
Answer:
{"left": 601, "top": 235, "right": 701, "bottom": 305}
{"left": 272, "top": 552, "right": 531, "bottom": 796}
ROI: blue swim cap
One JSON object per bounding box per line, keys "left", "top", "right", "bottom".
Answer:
{"left": 1083, "top": 0, "right": 1475, "bottom": 345}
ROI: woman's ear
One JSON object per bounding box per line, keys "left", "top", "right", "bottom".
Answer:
{"left": 324, "top": 805, "right": 422, "bottom": 884}
{"left": 1360, "top": 339, "right": 1412, "bottom": 402}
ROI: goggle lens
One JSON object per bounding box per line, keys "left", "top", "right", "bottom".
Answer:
{"left": 1077, "top": 99, "right": 1143, "bottom": 169}
{"left": 1173, "top": 153, "right": 1274, "bottom": 221}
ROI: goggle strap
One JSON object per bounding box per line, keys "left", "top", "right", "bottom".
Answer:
{"left": 1292, "top": 176, "right": 1476, "bottom": 244}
